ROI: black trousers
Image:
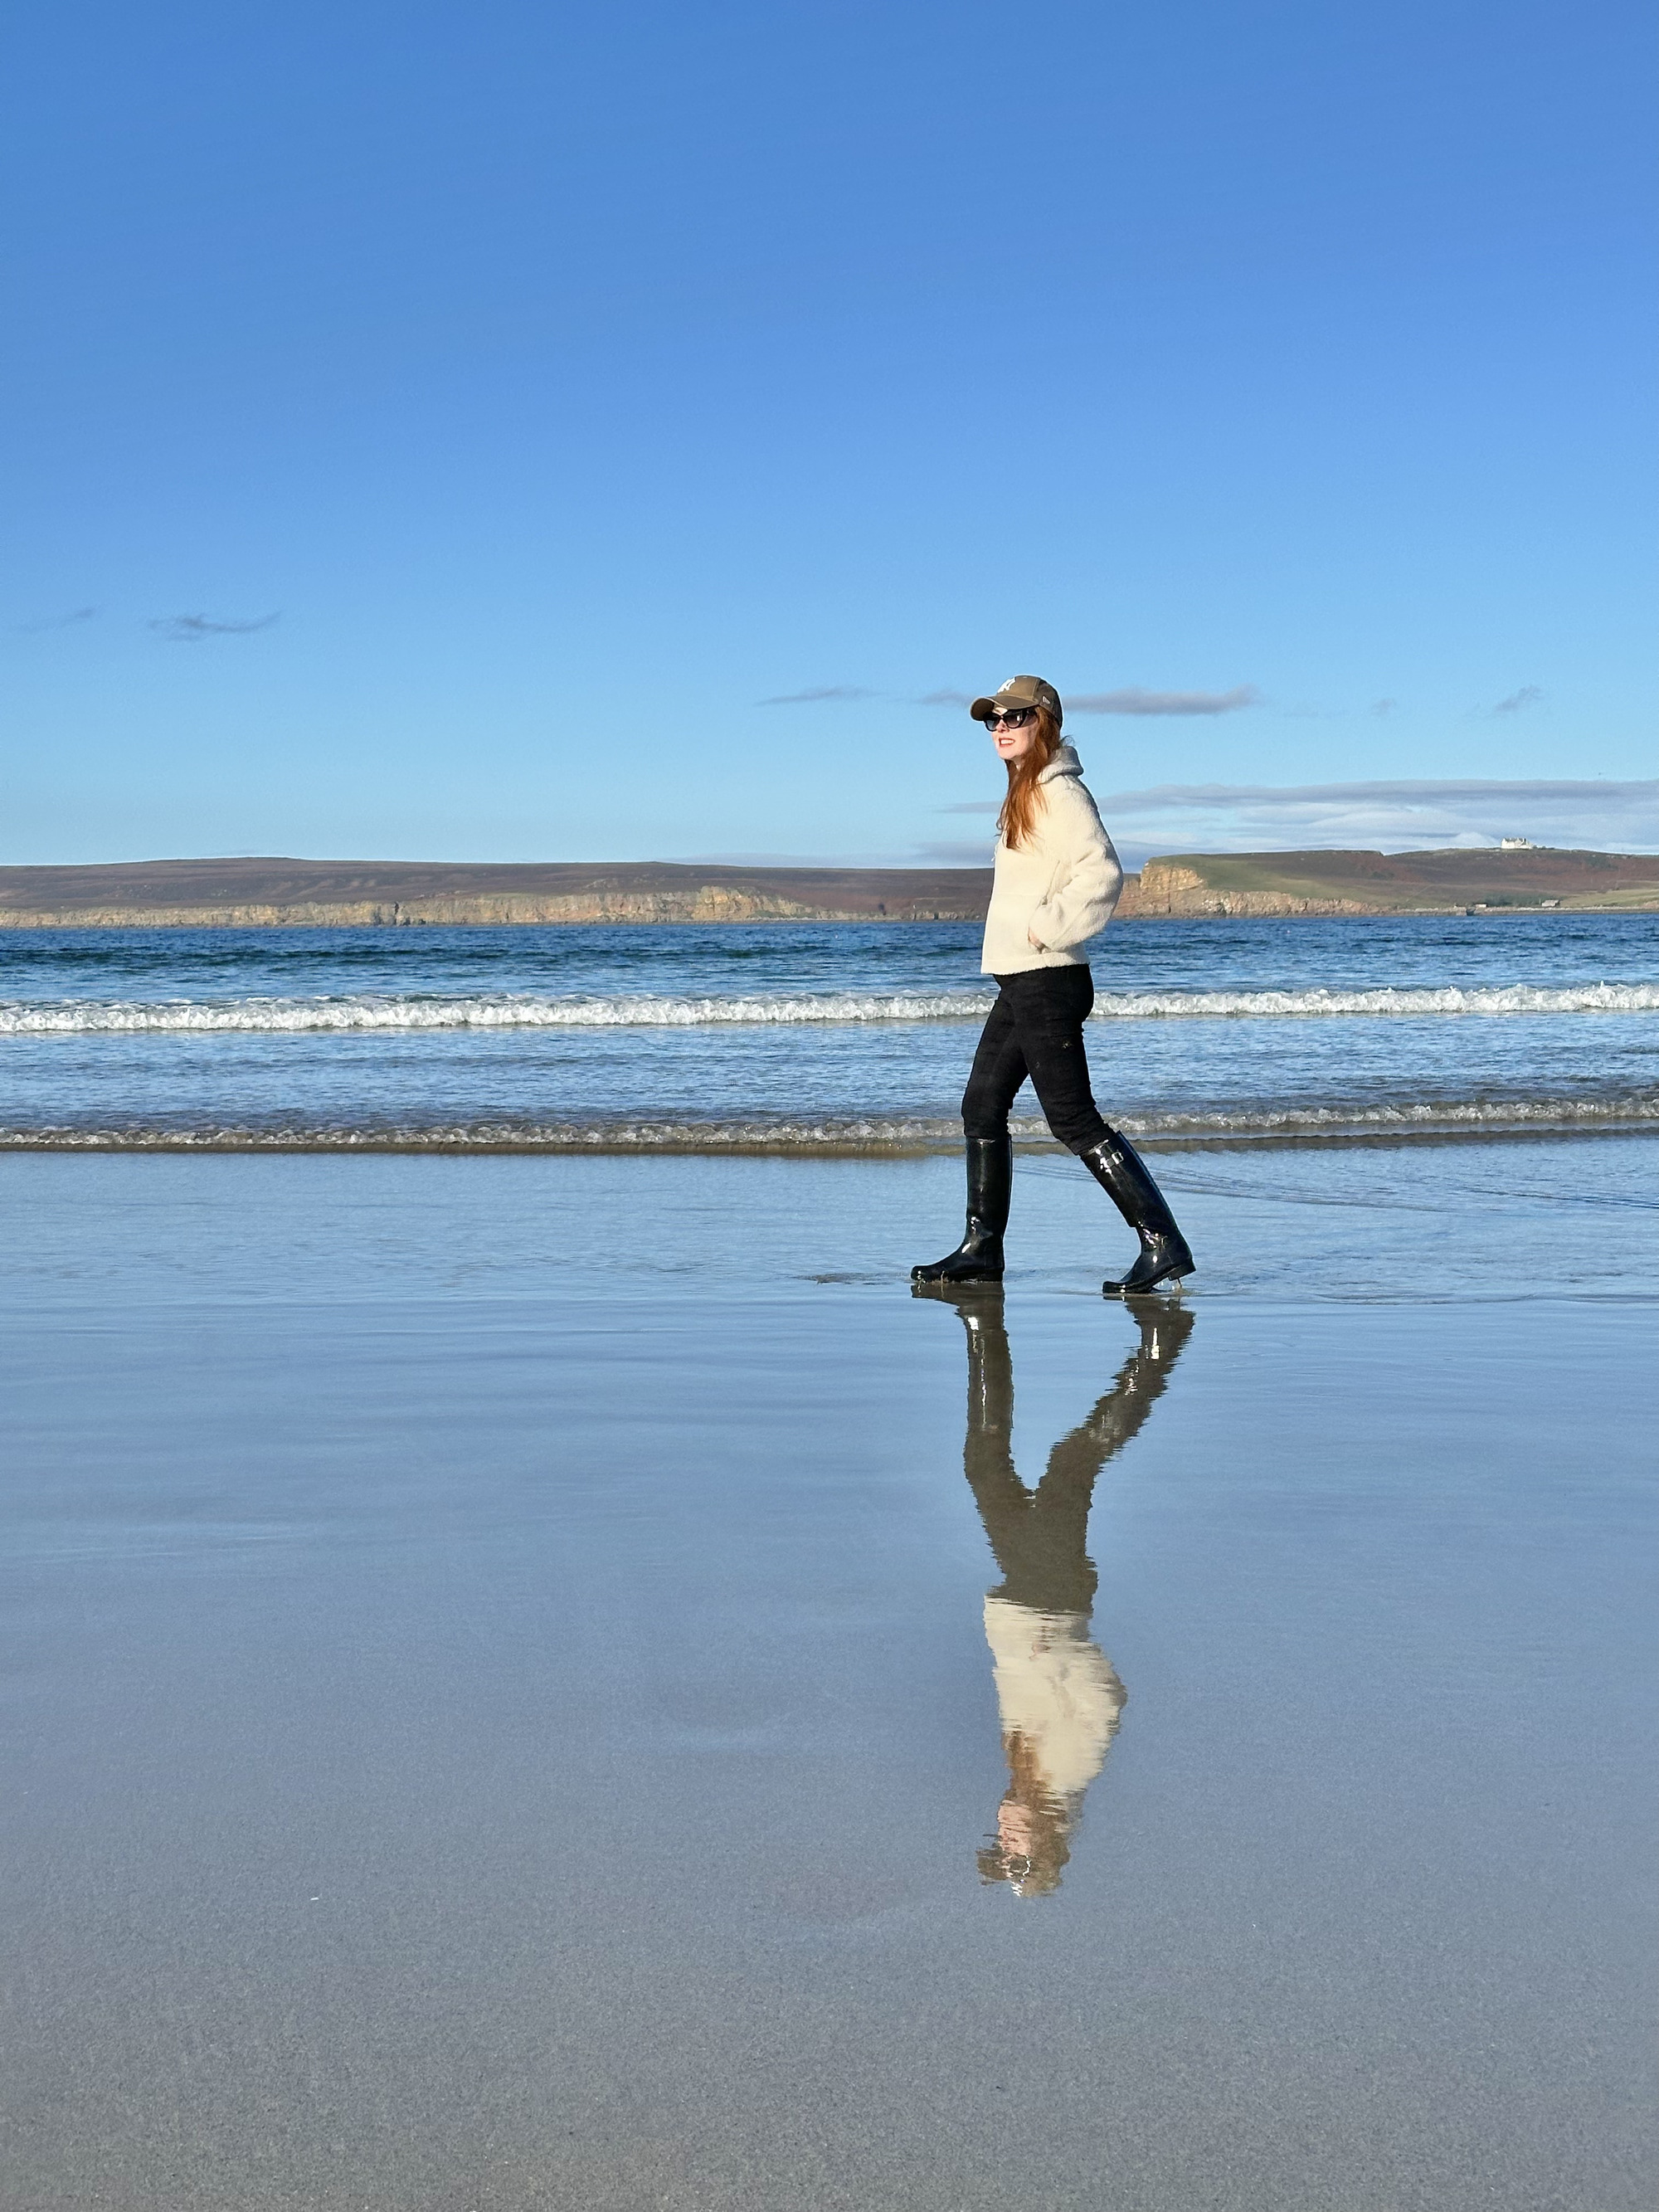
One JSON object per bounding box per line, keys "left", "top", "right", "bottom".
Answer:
{"left": 961, "top": 964, "right": 1111, "bottom": 1155}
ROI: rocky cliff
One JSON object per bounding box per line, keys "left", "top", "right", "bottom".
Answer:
{"left": 2, "top": 847, "right": 1652, "bottom": 926}
{"left": 1124, "top": 849, "right": 1659, "bottom": 916}
{"left": 0, "top": 860, "right": 993, "bottom": 928}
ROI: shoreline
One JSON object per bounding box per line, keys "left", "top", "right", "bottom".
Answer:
{"left": 2, "top": 1118, "right": 1652, "bottom": 1156}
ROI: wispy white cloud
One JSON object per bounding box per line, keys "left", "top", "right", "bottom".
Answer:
{"left": 1069, "top": 685, "right": 1262, "bottom": 717}
{"left": 914, "top": 687, "right": 974, "bottom": 707}
{"left": 929, "top": 778, "right": 1658, "bottom": 868}
{"left": 151, "top": 611, "right": 279, "bottom": 641}
{"left": 667, "top": 782, "right": 1657, "bottom": 874}
{"left": 1087, "top": 777, "right": 1659, "bottom": 867}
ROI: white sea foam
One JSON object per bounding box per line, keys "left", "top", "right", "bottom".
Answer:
{"left": 2, "top": 982, "right": 1657, "bottom": 1035}
{"left": 1089, "top": 983, "right": 1659, "bottom": 1020}
{"left": 0, "top": 991, "right": 991, "bottom": 1034}
{"left": 3, "top": 1095, "right": 1653, "bottom": 1152}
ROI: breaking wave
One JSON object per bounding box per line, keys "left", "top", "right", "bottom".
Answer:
{"left": 2, "top": 982, "right": 1657, "bottom": 1035}
{"left": 3, "top": 1095, "right": 1654, "bottom": 1152}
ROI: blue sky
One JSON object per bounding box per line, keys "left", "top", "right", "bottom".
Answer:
{"left": 3, "top": 0, "right": 1654, "bottom": 868}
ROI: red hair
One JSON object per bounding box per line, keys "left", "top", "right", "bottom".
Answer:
{"left": 995, "top": 709, "right": 1063, "bottom": 851}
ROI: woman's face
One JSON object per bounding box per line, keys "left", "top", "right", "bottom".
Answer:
{"left": 989, "top": 708, "right": 1042, "bottom": 763}
{"left": 998, "top": 1798, "right": 1040, "bottom": 1854}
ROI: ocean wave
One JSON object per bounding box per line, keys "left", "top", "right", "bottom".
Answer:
{"left": 1090, "top": 983, "right": 1659, "bottom": 1020}
{"left": 2, "top": 981, "right": 1657, "bottom": 1035}
{"left": 3, "top": 1096, "right": 1654, "bottom": 1152}
{"left": 0, "top": 990, "right": 992, "bottom": 1034}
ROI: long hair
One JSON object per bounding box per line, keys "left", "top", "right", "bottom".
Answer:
{"left": 995, "top": 708, "right": 1063, "bottom": 851}
{"left": 975, "top": 1732, "right": 1078, "bottom": 1897}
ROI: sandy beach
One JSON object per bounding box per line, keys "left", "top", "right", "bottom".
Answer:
{"left": 2, "top": 1138, "right": 1653, "bottom": 2210}
{"left": 11, "top": 0, "right": 1655, "bottom": 2193}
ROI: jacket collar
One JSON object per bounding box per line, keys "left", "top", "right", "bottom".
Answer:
{"left": 1038, "top": 743, "right": 1083, "bottom": 783}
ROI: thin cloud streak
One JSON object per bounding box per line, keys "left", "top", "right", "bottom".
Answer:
{"left": 1492, "top": 685, "right": 1545, "bottom": 714}
{"left": 15, "top": 606, "right": 97, "bottom": 634}
{"left": 1069, "top": 685, "right": 1262, "bottom": 717}
{"left": 679, "top": 848, "right": 874, "bottom": 865}
{"left": 757, "top": 684, "right": 875, "bottom": 704}
{"left": 150, "top": 612, "right": 280, "bottom": 641}
{"left": 914, "top": 839, "right": 996, "bottom": 865}
{"left": 1091, "top": 777, "right": 1659, "bottom": 859}
{"left": 932, "top": 780, "right": 1659, "bottom": 864}
{"left": 1097, "top": 778, "right": 1653, "bottom": 811}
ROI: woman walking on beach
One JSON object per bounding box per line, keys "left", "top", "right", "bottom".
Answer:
{"left": 912, "top": 675, "right": 1195, "bottom": 1295}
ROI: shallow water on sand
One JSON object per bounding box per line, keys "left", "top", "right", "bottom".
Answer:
{"left": 2, "top": 1143, "right": 1654, "bottom": 2210}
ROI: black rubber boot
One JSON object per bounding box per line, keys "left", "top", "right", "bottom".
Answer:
{"left": 911, "top": 1136, "right": 1012, "bottom": 1284}
{"left": 1079, "top": 1127, "right": 1195, "bottom": 1295}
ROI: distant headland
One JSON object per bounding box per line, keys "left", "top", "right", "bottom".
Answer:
{"left": 1128, "top": 846, "right": 1659, "bottom": 917}
{"left": 0, "top": 848, "right": 1655, "bottom": 928}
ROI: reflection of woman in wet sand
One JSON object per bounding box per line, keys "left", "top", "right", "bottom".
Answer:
{"left": 929, "top": 1292, "right": 1194, "bottom": 1895}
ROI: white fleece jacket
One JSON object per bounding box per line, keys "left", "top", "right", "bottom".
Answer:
{"left": 980, "top": 744, "right": 1124, "bottom": 976}
{"left": 982, "top": 1597, "right": 1125, "bottom": 1800}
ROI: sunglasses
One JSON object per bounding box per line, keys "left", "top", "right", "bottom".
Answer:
{"left": 987, "top": 707, "right": 1036, "bottom": 730}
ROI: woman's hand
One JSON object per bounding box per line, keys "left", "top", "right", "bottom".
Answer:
{"left": 1028, "top": 927, "right": 1046, "bottom": 952}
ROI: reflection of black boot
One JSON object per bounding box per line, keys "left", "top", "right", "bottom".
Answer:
{"left": 1082, "top": 1301, "right": 1196, "bottom": 1452}
{"left": 912, "top": 1136, "right": 1013, "bottom": 1284}
{"left": 1079, "top": 1128, "right": 1195, "bottom": 1295}
{"left": 959, "top": 1290, "right": 1012, "bottom": 1443}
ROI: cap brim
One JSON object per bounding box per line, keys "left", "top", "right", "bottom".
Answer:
{"left": 969, "top": 697, "right": 1000, "bottom": 722}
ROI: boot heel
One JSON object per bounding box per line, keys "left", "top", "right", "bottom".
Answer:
{"left": 1082, "top": 1130, "right": 1196, "bottom": 1295}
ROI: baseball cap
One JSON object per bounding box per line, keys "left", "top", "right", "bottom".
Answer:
{"left": 969, "top": 675, "right": 1063, "bottom": 728}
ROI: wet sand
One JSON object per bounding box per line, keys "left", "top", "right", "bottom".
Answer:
{"left": 3, "top": 1143, "right": 1655, "bottom": 2210}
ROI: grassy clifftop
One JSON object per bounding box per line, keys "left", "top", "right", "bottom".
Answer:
{"left": 1129, "top": 848, "right": 1659, "bottom": 916}
{"left": 0, "top": 848, "right": 1653, "bottom": 927}
{"left": 0, "top": 858, "right": 994, "bottom": 928}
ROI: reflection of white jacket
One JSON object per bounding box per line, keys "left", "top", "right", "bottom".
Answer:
{"left": 983, "top": 1596, "right": 1125, "bottom": 1799}
{"left": 980, "top": 745, "right": 1124, "bottom": 977}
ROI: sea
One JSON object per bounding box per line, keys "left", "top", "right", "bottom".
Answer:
{"left": 1, "top": 911, "right": 1656, "bottom": 1151}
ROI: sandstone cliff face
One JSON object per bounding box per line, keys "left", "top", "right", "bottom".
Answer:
{"left": 1121, "top": 863, "right": 1374, "bottom": 918}
{"left": 0, "top": 889, "right": 987, "bottom": 929}
{"left": 4, "top": 848, "right": 1649, "bottom": 926}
